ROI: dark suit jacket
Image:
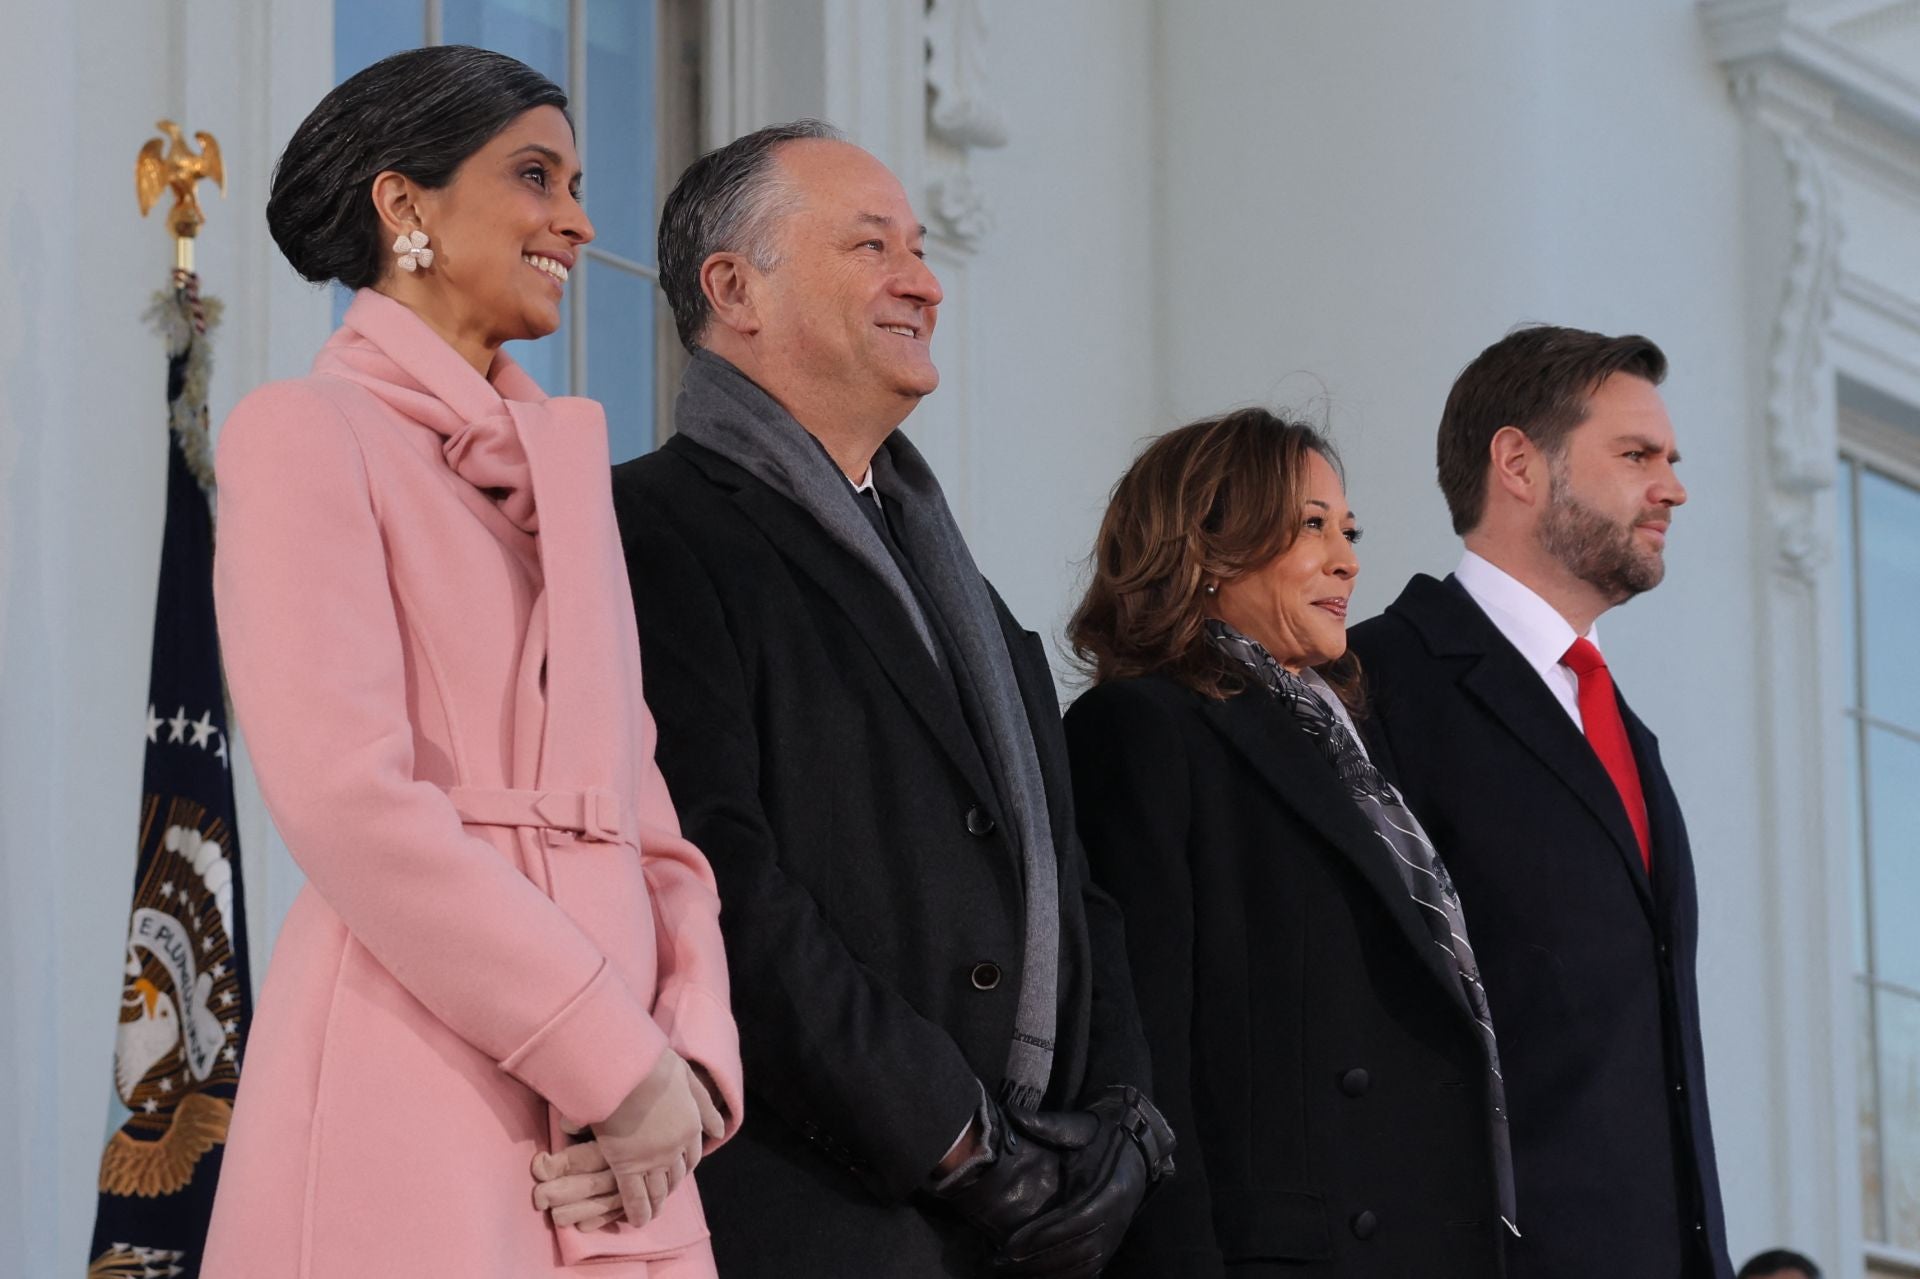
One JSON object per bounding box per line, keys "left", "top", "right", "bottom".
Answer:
{"left": 1065, "top": 674, "right": 1508, "bottom": 1279}
{"left": 611, "top": 434, "right": 1150, "bottom": 1277}
{"left": 1347, "top": 574, "right": 1732, "bottom": 1279}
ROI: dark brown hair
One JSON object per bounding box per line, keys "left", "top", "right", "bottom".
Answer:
{"left": 1069, "top": 407, "right": 1361, "bottom": 703}
{"left": 1436, "top": 325, "right": 1667, "bottom": 535}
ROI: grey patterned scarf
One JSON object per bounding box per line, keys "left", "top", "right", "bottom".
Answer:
{"left": 1207, "top": 620, "right": 1518, "bottom": 1234}
{"left": 674, "top": 350, "right": 1060, "bottom": 1108}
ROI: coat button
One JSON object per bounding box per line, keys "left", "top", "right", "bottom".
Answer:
{"left": 1351, "top": 1209, "right": 1378, "bottom": 1240}
{"left": 1339, "top": 1068, "right": 1370, "bottom": 1097}
{"left": 970, "top": 962, "right": 1002, "bottom": 991}
{"left": 965, "top": 804, "right": 996, "bottom": 837}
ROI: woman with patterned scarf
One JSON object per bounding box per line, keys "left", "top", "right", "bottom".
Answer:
{"left": 1064, "top": 409, "right": 1514, "bottom": 1278}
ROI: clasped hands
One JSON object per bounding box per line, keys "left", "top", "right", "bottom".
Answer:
{"left": 530, "top": 1047, "right": 726, "bottom": 1233}
{"left": 933, "top": 1087, "right": 1171, "bottom": 1278}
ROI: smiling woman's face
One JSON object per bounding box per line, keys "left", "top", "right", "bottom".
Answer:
{"left": 1209, "top": 449, "right": 1360, "bottom": 671}
{"left": 402, "top": 104, "right": 593, "bottom": 348}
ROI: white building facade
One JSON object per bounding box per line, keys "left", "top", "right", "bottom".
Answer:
{"left": 5, "top": 1, "right": 1919, "bottom": 1274}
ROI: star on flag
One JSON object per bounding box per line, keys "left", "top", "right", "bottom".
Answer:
{"left": 188, "top": 710, "right": 216, "bottom": 748}
{"left": 165, "top": 707, "right": 189, "bottom": 743}
{"left": 145, "top": 705, "right": 163, "bottom": 743}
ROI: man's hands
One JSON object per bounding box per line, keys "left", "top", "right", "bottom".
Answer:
{"left": 930, "top": 1103, "right": 1065, "bottom": 1246}
{"left": 530, "top": 1050, "right": 728, "bottom": 1232}
{"left": 930, "top": 1086, "right": 1174, "bottom": 1276}
{"left": 993, "top": 1108, "right": 1147, "bottom": 1278}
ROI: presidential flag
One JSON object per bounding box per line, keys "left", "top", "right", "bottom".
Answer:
{"left": 89, "top": 274, "right": 253, "bottom": 1279}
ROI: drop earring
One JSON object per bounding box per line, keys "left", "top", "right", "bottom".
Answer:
{"left": 393, "top": 229, "right": 434, "bottom": 272}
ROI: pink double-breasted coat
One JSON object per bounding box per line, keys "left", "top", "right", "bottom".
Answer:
{"left": 203, "top": 290, "right": 742, "bottom": 1277}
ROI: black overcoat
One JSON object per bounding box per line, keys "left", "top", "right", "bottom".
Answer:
{"left": 1065, "top": 674, "right": 1509, "bottom": 1278}
{"left": 611, "top": 434, "right": 1150, "bottom": 1277}
{"left": 1347, "top": 574, "right": 1733, "bottom": 1279}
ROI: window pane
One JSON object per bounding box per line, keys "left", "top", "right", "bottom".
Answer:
{"left": 335, "top": 0, "right": 422, "bottom": 79}
{"left": 443, "top": 0, "right": 568, "bottom": 87}
{"left": 1852, "top": 717, "right": 1870, "bottom": 975}
{"left": 1862, "top": 468, "right": 1920, "bottom": 733}
{"left": 1878, "top": 985, "right": 1920, "bottom": 1250}
{"left": 1865, "top": 979, "right": 1888, "bottom": 1242}
{"left": 586, "top": 0, "right": 657, "bottom": 266}
{"left": 1839, "top": 459, "right": 1859, "bottom": 712}
{"left": 505, "top": 298, "right": 572, "bottom": 397}
{"left": 1868, "top": 725, "right": 1920, "bottom": 991}
{"left": 587, "top": 263, "right": 656, "bottom": 462}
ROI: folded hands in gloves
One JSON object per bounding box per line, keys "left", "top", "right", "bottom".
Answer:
{"left": 931, "top": 1085, "right": 1174, "bottom": 1278}
{"left": 531, "top": 1047, "right": 726, "bottom": 1233}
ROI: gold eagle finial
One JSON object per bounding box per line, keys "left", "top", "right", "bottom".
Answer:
{"left": 136, "top": 120, "right": 225, "bottom": 270}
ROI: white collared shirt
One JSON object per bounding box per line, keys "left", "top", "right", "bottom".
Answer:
{"left": 850, "top": 466, "right": 883, "bottom": 511}
{"left": 1453, "top": 550, "right": 1595, "bottom": 731}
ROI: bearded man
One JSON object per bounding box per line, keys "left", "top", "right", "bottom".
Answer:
{"left": 1348, "top": 326, "right": 1732, "bottom": 1279}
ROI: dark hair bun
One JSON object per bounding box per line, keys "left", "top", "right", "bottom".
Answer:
{"left": 267, "top": 45, "right": 567, "bottom": 289}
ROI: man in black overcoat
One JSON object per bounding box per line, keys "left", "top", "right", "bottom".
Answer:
{"left": 604, "top": 121, "right": 1169, "bottom": 1277}
{"left": 1348, "top": 326, "right": 1732, "bottom": 1279}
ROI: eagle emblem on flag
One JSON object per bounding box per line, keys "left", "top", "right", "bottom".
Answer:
{"left": 100, "top": 805, "right": 245, "bottom": 1198}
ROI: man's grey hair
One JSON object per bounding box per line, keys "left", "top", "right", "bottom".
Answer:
{"left": 657, "top": 119, "right": 846, "bottom": 350}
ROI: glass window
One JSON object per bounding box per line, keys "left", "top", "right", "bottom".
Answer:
{"left": 1862, "top": 978, "right": 1886, "bottom": 1243}
{"left": 333, "top": 0, "right": 672, "bottom": 460}
{"left": 1879, "top": 986, "right": 1920, "bottom": 1251}
{"left": 443, "top": 0, "right": 568, "bottom": 87}
{"left": 1867, "top": 726, "right": 1920, "bottom": 993}
{"left": 587, "top": 263, "right": 656, "bottom": 463}
{"left": 1847, "top": 448, "right": 1920, "bottom": 1255}
{"left": 1861, "top": 469, "right": 1920, "bottom": 734}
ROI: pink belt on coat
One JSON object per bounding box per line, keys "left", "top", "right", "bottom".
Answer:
{"left": 447, "top": 785, "right": 636, "bottom": 847}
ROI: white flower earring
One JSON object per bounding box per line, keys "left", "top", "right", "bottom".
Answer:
{"left": 393, "top": 229, "right": 434, "bottom": 272}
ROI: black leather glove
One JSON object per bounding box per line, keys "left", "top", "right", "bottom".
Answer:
{"left": 993, "top": 1087, "right": 1175, "bottom": 1279}
{"left": 928, "top": 1097, "right": 1065, "bottom": 1247}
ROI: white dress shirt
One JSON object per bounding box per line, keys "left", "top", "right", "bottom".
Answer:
{"left": 1453, "top": 550, "right": 1596, "bottom": 731}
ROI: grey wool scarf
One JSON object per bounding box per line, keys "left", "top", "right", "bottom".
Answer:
{"left": 674, "top": 350, "right": 1061, "bottom": 1108}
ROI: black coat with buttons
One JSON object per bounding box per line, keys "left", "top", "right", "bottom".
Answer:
{"left": 612, "top": 436, "right": 1151, "bottom": 1277}
{"left": 1348, "top": 575, "right": 1732, "bottom": 1279}
{"left": 1065, "top": 673, "right": 1509, "bottom": 1278}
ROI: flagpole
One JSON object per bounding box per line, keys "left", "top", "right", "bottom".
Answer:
{"left": 88, "top": 121, "right": 251, "bottom": 1279}
{"left": 135, "top": 119, "right": 225, "bottom": 276}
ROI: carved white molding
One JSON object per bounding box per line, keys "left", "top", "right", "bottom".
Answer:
{"left": 924, "top": 0, "right": 1007, "bottom": 249}
{"left": 1754, "top": 109, "right": 1843, "bottom": 581}
{"left": 926, "top": 0, "right": 1007, "bottom": 149}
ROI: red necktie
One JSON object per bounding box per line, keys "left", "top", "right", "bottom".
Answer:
{"left": 1561, "top": 637, "right": 1651, "bottom": 871}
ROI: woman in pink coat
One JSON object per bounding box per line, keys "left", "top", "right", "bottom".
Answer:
{"left": 203, "top": 46, "right": 742, "bottom": 1277}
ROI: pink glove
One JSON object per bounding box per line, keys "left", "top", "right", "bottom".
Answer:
{"left": 533, "top": 1060, "right": 725, "bottom": 1229}
{"left": 531, "top": 1139, "right": 623, "bottom": 1232}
